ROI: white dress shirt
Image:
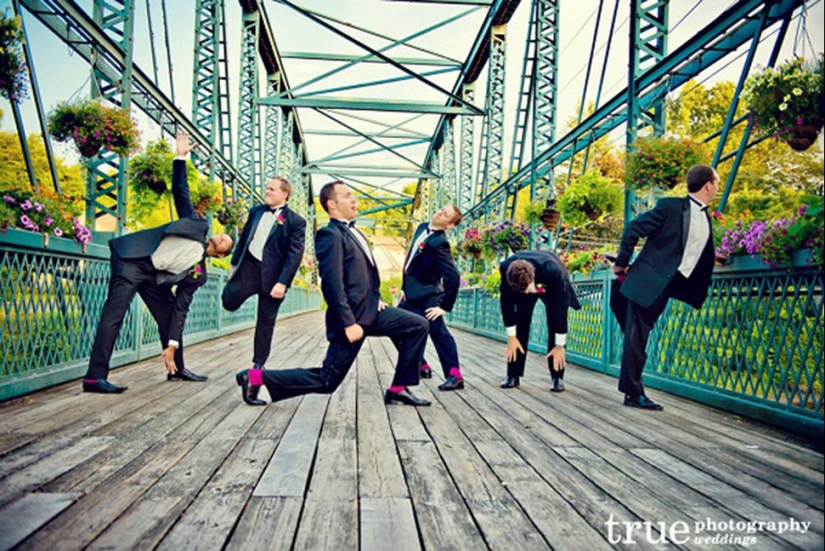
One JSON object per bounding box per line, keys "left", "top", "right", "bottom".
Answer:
{"left": 151, "top": 236, "right": 204, "bottom": 275}
{"left": 248, "top": 207, "right": 282, "bottom": 261}
{"left": 335, "top": 218, "right": 375, "bottom": 266}
{"left": 678, "top": 196, "right": 711, "bottom": 278}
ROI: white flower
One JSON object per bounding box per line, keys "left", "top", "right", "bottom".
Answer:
{"left": 783, "top": 94, "right": 791, "bottom": 102}
{"left": 792, "top": 87, "right": 803, "bottom": 96}
{"left": 779, "top": 103, "right": 788, "bottom": 111}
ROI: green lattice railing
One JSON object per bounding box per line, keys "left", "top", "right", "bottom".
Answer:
{"left": 448, "top": 255, "right": 824, "bottom": 438}
{"left": 0, "top": 228, "right": 323, "bottom": 401}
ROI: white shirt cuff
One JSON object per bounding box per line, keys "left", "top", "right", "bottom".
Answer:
{"left": 506, "top": 326, "right": 516, "bottom": 337}
{"left": 175, "top": 155, "right": 187, "bottom": 161}
{"left": 555, "top": 334, "right": 566, "bottom": 347}
{"left": 168, "top": 340, "right": 180, "bottom": 349}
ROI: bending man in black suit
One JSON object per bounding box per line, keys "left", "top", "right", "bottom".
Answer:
{"left": 499, "top": 250, "right": 581, "bottom": 391}
{"left": 84, "top": 132, "right": 234, "bottom": 394}
{"left": 399, "top": 204, "right": 464, "bottom": 391}
{"left": 236, "top": 181, "right": 431, "bottom": 407}
{"left": 611, "top": 165, "right": 722, "bottom": 410}
{"left": 221, "top": 175, "right": 306, "bottom": 405}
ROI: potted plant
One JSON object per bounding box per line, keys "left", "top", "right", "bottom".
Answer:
{"left": 625, "top": 136, "right": 708, "bottom": 192}
{"left": 743, "top": 54, "right": 825, "bottom": 152}
{"left": 457, "top": 227, "right": 484, "bottom": 260}
{"left": 0, "top": 13, "right": 27, "bottom": 103}
{"left": 128, "top": 139, "right": 174, "bottom": 222}
{"left": 485, "top": 221, "right": 530, "bottom": 257}
{"left": 522, "top": 198, "right": 560, "bottom": 230}
{"left": 0, "top": 189, "right": 90, "bottom": 244}
{"left": 559, "top": 246, "right": 612, "bottom": 275}
{"left": 557, "top": 170, "right": 623, "bottom": 227}
{"left": 47, "top": 98, "right": 140, "bottom": 158}
{"left": 190, "top": 179, "right": 222, "bottom": 216}
{"left": 216, "top": 197, "right": 247, "bottom": 231}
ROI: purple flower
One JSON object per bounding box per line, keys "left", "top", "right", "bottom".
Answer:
{"left": 20, "top": 214, "right": 32, "bottom": 226}
{"left": 20, "top": 199, "right": 32, "bottom": 211}
{"left": 54, "top": 227, "right": 63, "bottom": 237}
{"left": 3, "top": 195, "right": 14, "bottom": 203}
{"left": 34, "top": 202, "right": 43, "bottom": 212}
{"left": 44, "top": 217, "right": 54, "bottom": 227}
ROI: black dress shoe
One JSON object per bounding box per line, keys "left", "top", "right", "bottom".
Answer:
{"left": 551, "top": 378, "right": 565, "bottom": 392}
{"left": 438, "top": 375, "right": 464, "bottom": 391}
{"left": 236, "top": 370, "right": 266, "bottom": 406}
{"left": 500, "top": 376, "right": 520, "bottom": 389}
{"left": 83, "top": 379, "right": 128, "bottom": 394}
{"left": 384, "top": 388, "right": 431, "bottom": 406}
{"left": 623, "top": 395, "right": 663, "bottom": 410}
{"left": 167, "top": 368, "right": 208, "bottom": 382}
{"left": 420, "top": 369, "right": 433, "bottom": 379}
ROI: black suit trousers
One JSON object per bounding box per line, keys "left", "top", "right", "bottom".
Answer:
{"left": 618, "top": 273, "right": 686, "bottom": 397}
{"left": 221, "top": 256, "right": 283, "bottom": 366}
{"left": 506, "top": 294, "right": 563, "bottom": 380}
{"left": 86, "top": 253, "right": 184, "bottom": 379}
{"left": 260, "top": 306, "right": 428, "bottom": 402}
{"left": 399, "top": 296, "right": 459, "bottom": 377}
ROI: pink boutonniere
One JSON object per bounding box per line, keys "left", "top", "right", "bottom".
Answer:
{"left": 418, "top": 241, "right": 426, "bottom": 253}
{"left": 277, "top": 213, "right": 285, "bottom": 226}
{"left": 535, "top": 284, "right": 546, "bottom": 294}
{"left": 190, "top": 264, "right": 203, "bottom": 279}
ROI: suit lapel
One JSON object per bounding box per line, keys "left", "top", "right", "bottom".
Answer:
{"left": 681, "top": 198, "right": 691, "bottom": 252}
{"left": 341, "top": 222, "right": 375, "bottom": 268}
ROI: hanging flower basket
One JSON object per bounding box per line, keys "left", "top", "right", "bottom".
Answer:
{"left": 47, "top": 98, "right": 141, "bottom": 159}
{"left": 743, "top": 54, "right": 825, "bottom": 152}
{"left": 0, "top": 14, "right": 28, "bottom": 103}
{"left": 216, "top": 198, "right": 247, "bottom": 231}
{"left": 558, "top": 170, "right": 623, "bottom": 228}
{"left": 523, "top": 198, "right": 561, "bottom": 230}
{"left": 190, "top": 179, "right": 222, "bottom": 216}
{"left": 457, "top": 227, "right": 484, "bottom": 260}
{"left": 625, "top": 136, "right": 708, "bottom": 193}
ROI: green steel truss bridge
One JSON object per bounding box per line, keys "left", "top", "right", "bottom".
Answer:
{"left": 2, "top": 0, "right": 823, "bottom": 437}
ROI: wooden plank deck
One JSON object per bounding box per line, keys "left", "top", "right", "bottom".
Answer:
{"left": 0, "top": 311, "right": 822, "bottom": 550}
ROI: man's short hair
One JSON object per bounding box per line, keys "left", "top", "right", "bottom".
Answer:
{"left": 686, "top": 165, "right": 717, "bottom": 193}
{"left": 506, "top": 259, "right": 535, "bottom": 292}
{"left": 448, "top": 204, "right": 463, "bottom": 226}
{"left": 272, "top": 177, "right": 292, "bottom": 200}
{"left": 319, "top": 180, "right": 345, "bottom": 213}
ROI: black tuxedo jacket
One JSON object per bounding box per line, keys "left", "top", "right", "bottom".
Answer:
{"left": 499, "top": 250, "right": 581, "bottom": 334}
{"left": 316, "top": 219, "right": 381, "bottom": 340}
{"left": 402, "top": 223, "right": 460, "bottom": 311}
{"left": 108, "top": 159, "right": 207, "bottom": 343}
{"left": 230, "top": 204, "right": 306, "bottom": 292}
{"left": 615, "top": 196, "right": 715, "bottom": 309}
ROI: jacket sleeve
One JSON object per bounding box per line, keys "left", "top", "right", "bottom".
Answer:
{"left": 435, "top": 240, "right": 461, "bottom": 312}
{"left": 615, "top": 198, "right": 667, "bottom": 267}
{"left": 316, "top": 227, "right": 357, "bottom": 328}
{"left": 278, "top": 213, "right": 307, "bottom": 287}
{"left": 172, "top": 160, "right": 194, "bottom": 219}
{"left": 499, "top": 262, "right": 517, "bottom": 328}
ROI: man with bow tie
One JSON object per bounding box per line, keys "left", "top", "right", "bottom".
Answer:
{"left": 611, "top": 165, "right": 724, "bottom": 410}
{"left": 399, "top": 204, "right": 464, "bottom": 391}
{"left": 83, "top": 132, "right": 234, "bottom": 394}
{"left": 236, "top": 180, "right": 431, "bottom": 407}
{"left": 498, "top": 250, "right": 582, "bottom": 391}
{"left": 221, "top": 174, "right": 306, "bottom": 405}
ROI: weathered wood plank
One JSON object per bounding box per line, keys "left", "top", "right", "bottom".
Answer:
{"left": 0, "top": 492, "right": 82, "bottom": 551}
{"left": 360, "top": 498, "right": 421, "bottom": 551}
{"left": 226, "top": 496, "right": 304, "bottom": 551}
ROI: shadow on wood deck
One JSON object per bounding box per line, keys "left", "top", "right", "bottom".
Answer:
{"left": 1, "top": 311, "right": 822, "bottom": 550}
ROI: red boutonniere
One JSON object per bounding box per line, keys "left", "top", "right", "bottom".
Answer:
{"left": 190, "top": 264, "right": 203, "bottom": 279}
{"left": 277, "top": 213, "right": 285, "bottom": 226}
{"left": 535, "top": 283, "right": 546, "bottom": 294}
{"left": 418, "top": 241, "right": 426, "bottom": 253}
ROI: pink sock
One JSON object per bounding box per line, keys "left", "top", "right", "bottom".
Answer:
{"left": 389, "top": 385, "right": 406, "bottom": 393}
{"left": 449, "top": 367, "right": 463, "bottom": 380}
{"left": 420, "top": 363, "right": 431, "bottom": 371}
{"left": 84, "top": 378, "right": 99, "bottom": 383}
{"left": 248, "top": 369, "right": 264, "bottom": 386}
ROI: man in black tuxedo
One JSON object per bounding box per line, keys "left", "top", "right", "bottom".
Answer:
{"left": 499, "top": 250, "right": 581, "bottom": 391}
{"left": 221, "top": 175, "right": 306, "bottom": 405}
{"left": 83, "top": 132, "right": 234, "bottom": 394}
{"left": 611, "top": 165, "right": 722, "bottom": 410}
{"left": 236, "top": 181, "right": 431, "bottom": 407}
{"left": 399, "top": 204, "right": 464, "bottom": 391}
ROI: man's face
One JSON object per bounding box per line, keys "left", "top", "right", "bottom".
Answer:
{"left": 330, "top": 184, "right": 358, "bottom": 220}
{"left": 431, "top": 205, "right": 457, "bottom": 229}
{"left": 707, "top": 172, "right": 721, "bottom": 201}
{"left": 207, "top": 233, "right": 234, "bottom": 257}
{"left": 264, "top": 178, "right": 288, "bottom": 207}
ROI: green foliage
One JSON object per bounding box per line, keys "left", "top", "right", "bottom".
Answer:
{"left": 743, "top": 54, "right": 825, "bottom": 146}
{"left": 216, "top": 197, "right": 247, "bottom": 231}
{"left": 0, "top": 13, "right": 27, "bottom": 102}
{"left": 482, "top": 269, "right": 501, "bottom": 298}
{"left": 379, "top": 275, "right": 403, "bottom": 305}
{"left": 128, "top": 139, "right": 173, "bottom": 223}
{"left": 190, "top": 179, "right": 222, "bottom": 216}
{"left": 625, "top": 135, "right": 709, "bottom": 192}
{"left": 47, "top": 98, "right": 140, "bottom": 158}
{"left": 483, "top": 221, "right": 531, "bottom": 258}
{"left": 557, "top": 170, "right": 623, "bottom": 228}
{"left": 559, "top": 246, "right": 612, "bottom": 275}
{"left": 520, "top": 199, "right": 547, "bottom": 226}
{"left": 0, "top": 188, "right": 89, "bottom": 241}
{"left": 456, "top": 227, "right": 484, "bottom": 259}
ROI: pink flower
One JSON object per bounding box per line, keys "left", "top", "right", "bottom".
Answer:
{"left": 44, "top": 217, "right": 54, "bottom": 226}
{"left": 277, "top": 213, "right": 285, "bottom": 225}
{"left": 535, "top": 284, "right": 546, "bottom": 294}
{"left": 54, "top": 227, "right": 63, "bottom": 237}
{"left": 712, "top": 211, "right": 722, "bottom": 219}
{"left": 20, "top": 199, "right": 32, "bottom": 211}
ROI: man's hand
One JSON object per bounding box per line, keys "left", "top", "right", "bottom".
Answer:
{"left": 270, "top": 282, "right": 286, "bottom": 299}
{"left": 378, "top": 300, "right": 387, "bottom": 312}
{"left": 344, "top": 323, "right": 364, "bottom": 343}
{"left": 714, "top": 253, "right": 729, "bottom": 268}
{"left": 161, "top": 346, "right": 177, "bottom": 375}
{"left": 425, "top": 306, "right": 446, "bottom": 321}
{"left": 546, "top": 346, "right": 566, "bottom": 372}
{"left": 612, "top": 264, "right": 629, "bottom": 275}
{"left": 505, "top": 336, "right": 525, "bottom": 363}
{"left": 398, "top": 291, "right": 405, "bottom": 302}
{"left": 175, "top": 131, "right": 197, "bottom": 157}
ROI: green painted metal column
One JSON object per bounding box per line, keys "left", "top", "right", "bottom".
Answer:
{"left": 237, "top": 9, "right": 262, "bottom": 203}
{"left": 86, "top": 0, "right": 135, "bottom": 240}
{"left": 264, "top": 74, "right": 281, "bottom": 187}
{"left": 479, "top": 24, "right": 507, "bottom": 221}
{"left": 533, "top": 0, "right": 559, "bottom": 202}
{"left": 191, "top": 0, "right": 222, "bottom": 180}
{"left": 442, "top": 119, "right": 458, "bottom": 206}
{"left": 459, "top": 83, "right": 476, "bottom": 213}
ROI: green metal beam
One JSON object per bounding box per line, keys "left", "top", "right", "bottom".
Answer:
{"left": 301, "top": 167, "right": 438, "bottom": 179}
{"left": 280, "top": 51, "right": 462, "bottom": 67}
{"left": 259, "top": 96, "right": 483, "bottom": 115}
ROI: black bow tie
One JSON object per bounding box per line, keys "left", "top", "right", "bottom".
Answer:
{"left": 347, "top": 220, "right": 356, "bottom": 228}
{"left": 268, "top": 206, "right": 282, "bottom": 215}
{"left": 689, "top": 197, "right": 708, "bottom": 212}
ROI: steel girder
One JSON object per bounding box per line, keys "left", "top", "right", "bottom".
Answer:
{"left": 459, "top": 83, "right": 476, "bottom": 212}
{"left": 279, "top": 109, "right": 295, "bottom": 179}
{"left": 264, "top": 75, "right": 281, "bottom": 186}
{"left": 237, "top": 10, "right": 262, "bottom": 201}
{"left": 533, "top": 0, "right": 559, "bottom": 161}
{"left": 192, "top": 0, "right": 221, "bottom": 178}
{"left": 467, "top": 0, "right": 805, "bottom": 220}
{"left": 84, "top": 0, "right": 134, "bottom": 239}
{"left": 442, "top": 120, "right": 458, "bottom": 206}
{"left": 481, "top": 24, "right": 507, "bottom": 216}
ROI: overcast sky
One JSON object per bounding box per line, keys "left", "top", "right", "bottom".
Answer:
{"left": 2, "top": 0, "right": 823, "bottom": 194}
